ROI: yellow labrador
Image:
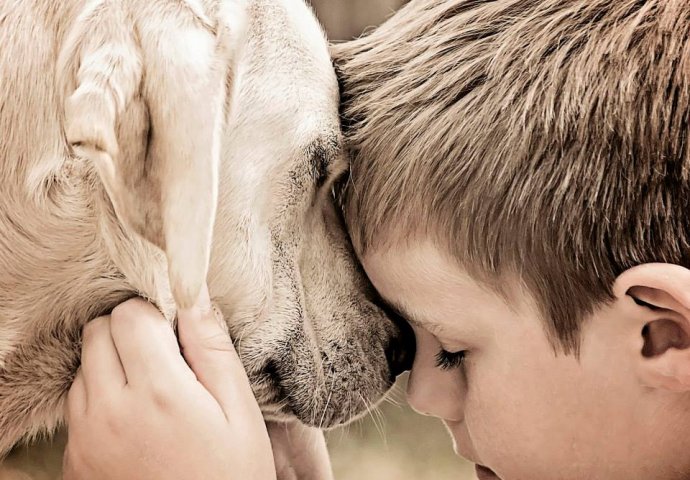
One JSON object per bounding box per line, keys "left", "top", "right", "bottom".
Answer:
{"left": 0, "top": 0, "right": 412, "bottom": 455}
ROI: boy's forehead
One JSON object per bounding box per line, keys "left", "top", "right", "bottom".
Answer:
{"left": 363, "top": 241, "right": 528, "bottom": 337}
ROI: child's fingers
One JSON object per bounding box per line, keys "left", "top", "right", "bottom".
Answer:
{"left": 65, "top": 369, "right": 87, "bottom": 421}
{"left": 108, "top": 298, "right": 188, "bottom": 384}
{"left": 177, "top": 284, "right": 258, "bottom": 419}
{"left": 80, "top": 315, "right": 126, "bottom": 394}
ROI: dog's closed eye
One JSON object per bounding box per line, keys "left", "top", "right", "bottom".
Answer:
{"left": 306, "top": 131, "right": 346, "bottom": 188}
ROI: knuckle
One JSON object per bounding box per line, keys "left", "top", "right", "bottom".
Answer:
{"left": 147, "top": 380, "right": 177, "bottom": 410}
{"left": 112, "top": 297, "right": 166, "bottom": 330}
{"left": 82, "top": 315, "right": 109, "bottom": 339}
{"left": 110, "top": 298, "right": 141, "bottom": 323}
{"left": 103, "top": 411, "right": 125, "bottom": 437}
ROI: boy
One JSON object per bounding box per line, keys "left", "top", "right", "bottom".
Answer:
{"left": 332, "top": 0, "right": 690, "bottom": 478}
{"left": 64, "top": 0, "right": 690, "bottom": 479}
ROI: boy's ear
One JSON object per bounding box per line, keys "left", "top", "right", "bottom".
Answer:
{"left": 614, "top": 264, "right": 690, "bottom": 392}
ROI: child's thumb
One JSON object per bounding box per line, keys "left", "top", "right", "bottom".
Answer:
{"left": 177, "top": 284, "right": 257, "bottom": 417}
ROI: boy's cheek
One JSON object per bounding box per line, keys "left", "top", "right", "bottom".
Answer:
{"left": 463, "top": 368, "right": 571, "bottom": 477}
{"left": 472, "top": 364, "right": 622, "bottom": 480}
{"left": 461, "top": 382, "right": 524, "bottom": 470}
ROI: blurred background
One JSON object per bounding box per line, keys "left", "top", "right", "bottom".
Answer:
{"left": 1, "top": 2, "right": 477, "bottom": 479}
{"left": 311, "top": 0, "right": 404, "bottom": 40}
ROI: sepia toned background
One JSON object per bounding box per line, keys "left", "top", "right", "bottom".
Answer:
{"left": 312, "top": 0, "right": 404, "bottom": 40}
{"left": 1, "top": 3, "right": 477, "bottom": 479}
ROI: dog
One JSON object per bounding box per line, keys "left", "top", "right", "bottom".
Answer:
{"left": 0, "top": 0, "right": 413, "bottom": 456}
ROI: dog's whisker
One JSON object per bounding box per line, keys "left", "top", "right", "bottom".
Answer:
{"left": 383, "top": 387, "right": 405, "bottom": 408}
{"left": 359, "top": 392, "right": 388, "bottom": 446}
{"left": 318, "top": 371, "right": 338, "bottom": 429}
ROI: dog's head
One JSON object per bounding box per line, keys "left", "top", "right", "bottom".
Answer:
{"left": 207, "top": 0, "right": 414, "bottom": 427}
{"left": 66, "top": 0, "right": 413, "bottom": 428}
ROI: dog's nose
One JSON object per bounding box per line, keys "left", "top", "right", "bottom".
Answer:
{"left": 385, "top": 313, "right": 416, "bottom": 379}
{"left": 263, "top": 359, "right": 282, "bottom": 386}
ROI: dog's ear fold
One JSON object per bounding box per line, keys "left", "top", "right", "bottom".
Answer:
{"left": 59, "top": 3, "right": 246, "bottom": 309}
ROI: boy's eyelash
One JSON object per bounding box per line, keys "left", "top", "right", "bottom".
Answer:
{"left": 435, "top": 349, "right": 466, "bottom": 370}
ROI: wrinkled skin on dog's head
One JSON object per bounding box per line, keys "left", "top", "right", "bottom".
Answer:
{"left": 206, "top": 0, "right": 412, "bottom": 427}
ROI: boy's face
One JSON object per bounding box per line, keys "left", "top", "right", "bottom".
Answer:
{"left": 362, "top": 241, "right": 687, "bottom": 480}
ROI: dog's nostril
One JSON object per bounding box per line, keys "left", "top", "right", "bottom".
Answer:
{"left": 263, "top": 360, "right": 282, "bottom": 385}
{"left": 385, "top": 317, "right": 416, "bottom": 379}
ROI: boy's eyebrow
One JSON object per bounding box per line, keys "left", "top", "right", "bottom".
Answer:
{"left": 377, "top": 295, "right": 435, "bottom": 333}
{"left": 377, "top": 295, "right": 416, "bottom": 323}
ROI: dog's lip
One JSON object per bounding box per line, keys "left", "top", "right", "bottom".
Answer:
{"left": 247, "top": 362, "right": 296, "bottom": 416}
{"left": 251, "top": 381, "right": 296, "bottom": 420}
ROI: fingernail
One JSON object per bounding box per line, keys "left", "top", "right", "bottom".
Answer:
{"left": 215, "top": 308, "right": 230, "bottom": 335}
{"left": 196, "top": 283, "right": 211, "bottom": 312}
{"left": 178, "top": 284, "right": 211, "bottom": 321}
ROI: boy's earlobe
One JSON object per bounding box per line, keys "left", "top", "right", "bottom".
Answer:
{"left": 637, "top": 347, "right": 690, "bottom": 392}
{"left": 614, "top": 264, "right": 690, "bottom": 392}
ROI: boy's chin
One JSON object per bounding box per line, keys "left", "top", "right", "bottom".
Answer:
{"left": 475, "top": 465, "right": 501, "bottom": 480}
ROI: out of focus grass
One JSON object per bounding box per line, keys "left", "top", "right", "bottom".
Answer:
{"left": 0, "top": 434, "right": 65, "bottom": 480}
{"left": 327, "top": 374, "right": 476, "bottom": 480}
{"left": 310, "top": 0, "right": 406, "bottom": 41}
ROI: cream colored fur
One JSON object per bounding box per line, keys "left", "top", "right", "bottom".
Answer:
{"left": 0, "top": 0, "right": 405, "bottom": 456}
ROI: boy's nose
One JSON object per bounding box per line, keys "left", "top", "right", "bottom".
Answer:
{"left": 407, "top": 368, "right": 464, "bottom": 421}
{"left": 406, "top": 330, "right": 465, "bottom": 421}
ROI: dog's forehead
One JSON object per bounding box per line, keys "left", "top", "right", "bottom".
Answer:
{"left": 242, "top": 0, "right": 336, "bottom": 98}
{"left": 232, "top": 0, "right": 340, "bottom": 149}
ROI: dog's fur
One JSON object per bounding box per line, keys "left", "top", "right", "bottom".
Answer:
{"left": 0, "top": 0, "right": 407, "bottom": 455}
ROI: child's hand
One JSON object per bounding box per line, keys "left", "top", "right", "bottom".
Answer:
{"left": 63, "top": 287, "right": 276, "bottom": 480}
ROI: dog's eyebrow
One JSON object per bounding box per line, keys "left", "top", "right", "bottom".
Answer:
{"left": 305, "top": 131, "right": 344, "bottom": 186}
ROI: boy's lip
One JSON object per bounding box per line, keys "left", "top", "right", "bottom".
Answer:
{"left": 475, "top": 464, "right": 500, "bottom": 480}
{"left": 444, "top": 421, "right": 500, "bottom": 479}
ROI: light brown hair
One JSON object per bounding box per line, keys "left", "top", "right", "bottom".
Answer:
{"left": 333, "top": 0, "right": 690, "bottom": 352}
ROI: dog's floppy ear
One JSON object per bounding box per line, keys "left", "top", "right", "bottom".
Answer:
{"left": 58, "top": 1, "right": 246, "bottom": 309}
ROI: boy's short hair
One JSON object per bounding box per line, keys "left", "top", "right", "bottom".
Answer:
{"left": 333, "top": 0, "right": 690, "bottom": 352}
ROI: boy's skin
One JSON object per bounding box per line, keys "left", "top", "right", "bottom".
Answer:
{"left": 362, "top": 242, "right": 690, "bottom": 479}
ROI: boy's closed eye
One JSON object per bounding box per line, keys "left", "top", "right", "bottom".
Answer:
{"left": 435, "top": 349, "right": 466, "bottom": 370}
